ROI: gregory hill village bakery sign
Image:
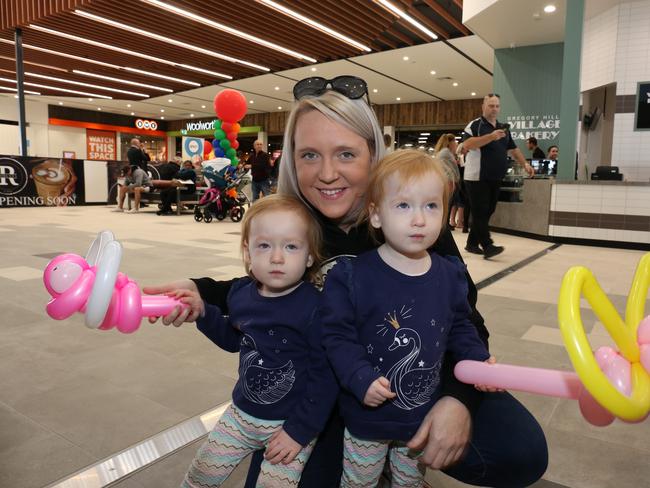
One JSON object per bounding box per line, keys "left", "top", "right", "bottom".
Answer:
{"left": 505, "top": 114, "right": 560, "bottom": 142}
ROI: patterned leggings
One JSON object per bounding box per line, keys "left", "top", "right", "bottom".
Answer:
{"left": 182, "top": 404, "right": 315, "bottom": 488}
{"left": 340, "top": 428, "right": 425, "bottom": 488}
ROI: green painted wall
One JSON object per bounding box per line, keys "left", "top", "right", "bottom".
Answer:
{"left": 493, "top": 43, "right": 564, "bottom": 157}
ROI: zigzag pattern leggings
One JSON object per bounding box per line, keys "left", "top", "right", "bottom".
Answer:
{"left": 182, "top": 404, "right": 315, "bottom": 488}
{"left": 341, "top": 428, "right": 425, "bottom": 488}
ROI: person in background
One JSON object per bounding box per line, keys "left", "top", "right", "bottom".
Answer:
{"left": 250, "top": 139, "right": 272, "bottom": 201}
{"left": 547, "top": 145, "right": 558, "bottom": 160}
{"left": 114, "top": 165, "right": 152, "bottom": 213}
{"left": 127, "top": 138, "right": 147, "bottom": 171}
{"left": 157, "top": 161, "right": 196, "bottom": 216}
{"left": 383, "top": 133, "right": 393, "bottom": 153}
{"left": 526, "top": 137, "right": 546, "bottom": 159}
{"left": 434, "top": 134, "right": 464, "bottom": 230}
{"left": 462, "top": 95, "right": 534, "bottom": 259}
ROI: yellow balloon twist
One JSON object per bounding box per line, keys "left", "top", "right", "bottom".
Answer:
{"left": 558, "top": 253, "right": 650, "bottom": 421}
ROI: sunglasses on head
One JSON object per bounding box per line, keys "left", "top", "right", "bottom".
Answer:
{"left": 487, "top": 93, "right": 501, "bottom": 98}
{"left": 293, "top": 75, "right": 369, "bottom": 102}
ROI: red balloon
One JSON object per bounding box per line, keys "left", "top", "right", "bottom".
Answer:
{"left": 213, "top": 89, "right": 247, "bottom": 122}
{"left": 227, "top": 132, "right": 237, "bottom": 142}
{"left": 231, "top": 140, "right": 240, "bottom": 150}
{"left": 203, "top": 140, "right": 213, "bottom": 155}
{"left": 221, "top": 122, "right": 233, "bottom": 132}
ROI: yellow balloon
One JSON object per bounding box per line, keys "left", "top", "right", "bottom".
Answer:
{"left": 558, "top": 253, "right": 650, "bottom": 422}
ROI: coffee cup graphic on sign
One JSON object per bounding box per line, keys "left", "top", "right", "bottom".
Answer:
{"left": 31, "top": 159, "right": 72, "bottom": 205}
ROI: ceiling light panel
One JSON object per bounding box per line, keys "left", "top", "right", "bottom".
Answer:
{"left": 28, "top": 24, "right": 233, "bottom": 79}
{"left": 142, "top": 0, "right": 317, "bottom": 63}
{"left": 0, "top": 77, "right": 112, "bottom": 98}
{"left": 374, "top": 0, "right": 438, "bottom": 40}
{"left": 73, "top": 70, "right": 173, "bottom": 92}
{"left": 0, "top": 85, "right": 41, "bottom": 95}
{"left": 28, "top": 72, "right": 149, "bottom": 97}
{"left": 73, "top": 10, "right": 269, "bottom": 72}
{"left": 257, "top": 0, "right": 372, "bottom": 52}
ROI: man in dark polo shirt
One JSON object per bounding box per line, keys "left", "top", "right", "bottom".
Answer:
{"left": 127, "top": 138, "right": 147, "bottom": 171}
{"left": 249, "top": 139, "right": 272, "bottom": 201}
{"left": 526, "top": 136, "right": 546, "bottom": 160}
{"left": 462, "top": 94, "right": 534, "bottom": 259}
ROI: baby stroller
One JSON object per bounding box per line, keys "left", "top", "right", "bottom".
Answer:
{"left": 194, "top": 159, "right": 249, "bottom": 223}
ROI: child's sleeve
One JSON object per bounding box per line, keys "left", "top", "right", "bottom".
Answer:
{"left": 321, "top": 260, "right": 380, "bottom": 404}
{"left": 446, "top": 259, "right": 490, "bottom": 362}
{"left": 282, "top": 309, "right": 339, "bottom": 446}
{"left": 196, "top": 302, "right": 242, "bottom": 353}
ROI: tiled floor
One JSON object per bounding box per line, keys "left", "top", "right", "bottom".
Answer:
{"left": 0, "top": 205, "right": 648, "bottom": 488}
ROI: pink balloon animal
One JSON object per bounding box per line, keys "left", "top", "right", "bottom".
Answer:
{"left": 44, "top": 230, "right": 186, "bottom": 333}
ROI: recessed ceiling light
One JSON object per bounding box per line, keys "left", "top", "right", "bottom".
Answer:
{"left": 97, "top": 107, "right": 101, "bottom": 110}
{"left": 140, "top": 0, "right": 317, "bottom": 63}
{"left": 311, "top": 67, "right": 317, "bottom": 72}
{"left": 73, "top": 10, "right": 268, "bottom": 72}
{"left": 249, "top": 100, "right": 254, "bottom": 104}
{"left": 88, "top": 98, "right": 93, "bottom": 101}
{"left": 372, "top": 89, "right": 378, "bottom": 94}
{"left": 403, "top": 56, "right": 409, "bottom": 61}
{"left": 452, "top": 82, "right": 459, "bottom": 86}
{"left": 274, "top": 86, "right": 280, "bottom": 90}
{"left": 190, "top": 113, "right": 194, "bottom": 117}
{"left": 13, "top": 94, "right": 18, "bottom": 98}
{"left": 544, "top": 5, "right": 556, "bottom": 13}
{"left": 278, "top": 106, "right": 283, "bottom": 110}
{"left": 201, "top": 105, "right": 206, "bottom": 108}
{"left": 471, "top": 92, "right": 476, "bottom": 96}
{"left": 168, "top": 98, "right": 173, "bottom": 102}
{"left": 161, "top": 116, "right": 165, "bottom": 119}
{"left": 160, "top": 109, "right": 165, "bottom": 112}
{"left": 130, "top": 112, "right": 135, "bottom": 115}
{"left": 396, "top": 97, "right": 401, "bottom": 101}
{"left": 58, "top": 101, "right": 63, "bottom": 105}
{"left": 258, "top": 0, "right": 371, "bottom": 51}
{"left": 430, "top": 70, "right": 436, "bottom": 75}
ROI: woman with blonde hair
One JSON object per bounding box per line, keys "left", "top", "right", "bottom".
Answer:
{"left": 146, "top": 77, "right": 547, "bottom": 488}
{"left": 435, "top": 133, "right": 467, "bottom": 230}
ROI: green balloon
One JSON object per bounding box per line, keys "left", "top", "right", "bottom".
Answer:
{"left": 226, "top": 148, "right": 237, "bottom": 158}
{"left": 214, "top": 129, "right": 226, "bottom": 140}
{"left": 220, "top": 139, "right": 231, "bottom": 150}
{"left": 230, "top": 157, "right": 239, "bottom": 166}
{"left": 214, "top": 119, "right": 222, "bottom": 130}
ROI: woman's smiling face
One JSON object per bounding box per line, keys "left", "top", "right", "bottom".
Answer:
{"left": 293, "top": 110, "right": 372, "bottom": 225}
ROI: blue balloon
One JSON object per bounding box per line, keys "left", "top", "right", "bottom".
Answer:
{"left": 212, "top": 139, "right": 219, "bottom": 149}
{"left": 214, "top": 147, "right": 225, "bottom": 157}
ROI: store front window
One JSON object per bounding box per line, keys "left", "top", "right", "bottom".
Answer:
{"left": 120, "top": 133, "right": 167, "bottom": 162}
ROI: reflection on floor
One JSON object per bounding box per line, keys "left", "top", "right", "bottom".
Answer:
{"left": 0, "top": 206, "right": 648, "bottom": 488}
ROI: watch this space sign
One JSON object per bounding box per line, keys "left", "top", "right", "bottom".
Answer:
{"left": 86, "top": 129, "right": 116, "bottom": 160}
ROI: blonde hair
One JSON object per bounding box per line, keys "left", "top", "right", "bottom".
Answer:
{"left": 240, "top": 194, "right": 323, "bottom": 283}
{"left": 362, "top": 149, "right": 452, "bottom": 240}
{"left": 434, "top": 133, "right": 457, "bottom": 153}
{"left": 277, "top": 90, "right": 386, "bottom": 227}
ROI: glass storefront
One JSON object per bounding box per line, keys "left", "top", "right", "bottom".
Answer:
{"left": 120, "top": 133, "right": 167, "bottom": 162}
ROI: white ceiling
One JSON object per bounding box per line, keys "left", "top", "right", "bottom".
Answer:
{"left": 0, "top": 35, "right": 494, "bottom": 121}
{"left": 463, "top": 0, "right": 627, "bottom": 50}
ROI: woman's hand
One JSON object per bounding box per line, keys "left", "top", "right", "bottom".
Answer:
{"left": 264, "top": 429, "right": 302, "bottom": 465}
{"left": 143, "top": 280, "right": 199, "bottom": 326}
{"left": 363, "top": 376, "right": 396, "bottom": 407}
{"left": 406, "top": 396, "right": 471, "bottom": 470}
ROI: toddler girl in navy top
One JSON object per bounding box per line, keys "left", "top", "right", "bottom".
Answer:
{"left": 321, "top": 150, "right": 492, "bottom": 488}
{"left": 178, "top": 194, "right": 338, "bottom": 488}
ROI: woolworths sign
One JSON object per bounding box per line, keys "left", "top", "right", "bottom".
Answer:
{"left": 182, "top": 120, "right": 215, "bottom": 134}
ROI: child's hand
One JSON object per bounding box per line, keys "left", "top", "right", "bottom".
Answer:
{"left": 164, "top": 289, "right": 205, "bottom": 325}
{"left": 475, "top": 356, "right": 504, "bottom": 392}
{"left": 265, "top": 428, "right": 301, "bottom": 465}
{"left": 363, "top": 376, "right": 396, "bottom": 407}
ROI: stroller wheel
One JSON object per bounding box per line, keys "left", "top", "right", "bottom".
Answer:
{"left": 194, "top": 213, "right": 203, "bottom": 222}
{"left": 204, "top": 214, "right": 213, "bottom": 223}
{"left": 230, "top": 207, "right": 243, "bottom": 222}
{"left": 216, "top": 211, "right": 226, "bottom": 221}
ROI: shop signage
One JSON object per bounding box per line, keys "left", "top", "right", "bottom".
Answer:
{"left": 86, "top": 129, "right": 116, "bottom": 160}
{"left": 505, "top": 114, "right": 560, "bottom": 142}
{"left": 135, "top": 119, "right": 158, "bottom": 130}
{"left": 184, "top": 120, "right": 215, "bottom": 132}
{"left": 635, "top": 82, "right": 650, "bottom": 130}
{"left": 0, "top": 156, "right": 85, "bottom": 207}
